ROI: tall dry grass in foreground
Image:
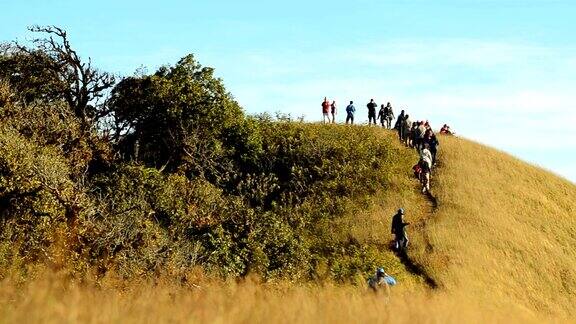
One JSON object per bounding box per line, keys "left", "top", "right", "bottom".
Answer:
{"left": 1, "top": 132, "right": 574, "bottom": 323}
{"left": 0, "top": 275, "right": 544, "bottom": 324}
{"left": 423, "top": 135, "right": 576, "bottom": 318}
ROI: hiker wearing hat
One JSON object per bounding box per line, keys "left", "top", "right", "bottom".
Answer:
{"left": 391, "top": 208, "right": 410, "bottom": 251}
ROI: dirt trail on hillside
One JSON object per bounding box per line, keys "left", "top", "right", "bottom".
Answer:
{"left": 394, "top": 153, "right": 440, "bottom": 289}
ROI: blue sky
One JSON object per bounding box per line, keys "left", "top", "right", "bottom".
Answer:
{"left": 1, "top": 0, "right": 575, "bottom": 182}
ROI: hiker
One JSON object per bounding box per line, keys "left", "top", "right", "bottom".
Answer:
{"left": 391, "top": 208, "right": 410, "bottom": 251}
{"left": 440, "top": 124, "right": 454, "bottom": 135}
{"left": 395, "top": 110, "right": 405, "bottom": 140}
{"left": 367, "top": 268, "right": 396, "bottom": 292}
{"left": 402, "top": 115, "right": 412, "bottom": 146}
{"left": 415, "top": 121, "right": 427, "bottom": 151}
{"left": 346, "top": 101, "right": 356, "bottom": 124}
{"left": 409, "top": 122, "right": 418, "bottom": 148}
{"left": 413, "top": 162, "right": 423, "bottom": 180}
{"left": 420, "top": 143, "right": 433, "bottom": 193}
{"left": 322, "top": 97, "right": 331, "bottom": 124}
{"left": 378, "top": 104, "right": 387, "bottom": 127}
{"left": 367, "top": 99, "right": 377, "bottom": 125}
{"left": 331, "top": 100, "right": 337, "bottom": 124}
{"left": 424, "top": 129, "right": 440, "bottom": 165}
{"left": 385, "top": 103, "right": 395, "bottom": 129}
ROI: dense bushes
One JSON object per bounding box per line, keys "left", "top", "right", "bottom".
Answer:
{"left": 0, "top": 27, "right": 410, "bottom": 282}
{"left": 0, "top": 104, "right": 404, "bottom": 281}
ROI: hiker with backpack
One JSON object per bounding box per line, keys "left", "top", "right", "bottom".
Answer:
{"left": 346, "top": 101, "right": 356, "bottom": 125}
{"left": 322, "top": 97, "right": 331, "bottom": 124}
{"left": 367, "top": 99, "right": 378, "bottom": 125}
{"left": 391, "top": 208, "right": 410, "bottom": 251}
{"left": 367, "top": 267, "right": 396, "bottom": 293}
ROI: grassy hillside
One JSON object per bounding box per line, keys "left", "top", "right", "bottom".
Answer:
{"left": 1, "top": 124, "right": 575, "bottom": 322}
{"left": 416, "top": 134, "right": 576, "bottom": 318}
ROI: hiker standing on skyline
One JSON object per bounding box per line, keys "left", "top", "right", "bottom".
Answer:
{"left": 395, "top": 110, "right": 405, "bottom": 139}
{"left": 331, "top": 100, "right": 337, "bottom": 124}
{"left": 385, "top": 103, "right": 394, "bottom": 129}
{"left": 346, "top": 101, "right": 356, "bottom": 124}
{"left": 391, "top": 208, "right": 410, "bottom": 251}
{"left": 322, "top": 97, "right": 331, "bottom": 124}
{"left": 367, "top": 99, "right": 377, "bottom": 125}
{"left": 378, "top": 104, "right": 387, "bottom": 127}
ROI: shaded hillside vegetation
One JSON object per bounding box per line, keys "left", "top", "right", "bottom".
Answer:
{"left": 0, "top": 27, "right": 427, "bottom": 284}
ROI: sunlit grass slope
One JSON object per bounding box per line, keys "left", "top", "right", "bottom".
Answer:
{"left": 0, "top": 275, "right": 541, "bottom": 324}
{"left": 419, "top": 134, "right": 576, "bottom": 317}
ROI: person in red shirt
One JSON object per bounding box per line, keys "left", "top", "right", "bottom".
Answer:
{"left": 322, "top": 97, "right": 330, "bottom": 124}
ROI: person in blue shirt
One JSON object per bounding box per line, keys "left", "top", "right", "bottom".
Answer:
{"left": 368, "top": 267, "right": 396, "bottom": 293}
{"left": 345, "top": 101, "right": 356, "bottom": 124}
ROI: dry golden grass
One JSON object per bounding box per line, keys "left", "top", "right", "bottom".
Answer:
{"left": 0, "top": 274, "right": 545, "bottom": 324}
{"left": 1, "top": 131, "right": 574, "bottom": 323}
{"left": 421, "top": 135, "right": 576, "bottom": 318}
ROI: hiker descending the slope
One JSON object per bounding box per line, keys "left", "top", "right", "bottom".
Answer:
{"left": 322, "top": 97, "right": 331, "bottom": 124}
{"left": 395, "top": 110, "right": 405, "bottom": 140}
{"left": 346, "top": 101, "right": 356, "bottom": 125}
{"left": 424, "top": 129, "right": 440, "bottom": 166}
{"left": 391, "top": 208, "right": 410, "bottom": 251}
{"left": 367, "top": 99, "right": 378, "bottom": 125}
{"left": 378, "top": 104, "right": 387, "bottom": 127}
{"left": 420, "top": 143, "right": 433, "bottom": 193}
{"left": 385, "top": 103, "right": 395, "bottom": 129}
{"left": 331, "top": 100, "right": 337, "bottom": 124}
{"left": 368, "top": 267, "right": 396, "bottom": 292}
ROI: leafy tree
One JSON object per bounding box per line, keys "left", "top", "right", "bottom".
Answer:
{"left": 109, "top": 54, "right": 245, "bottom": 180}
